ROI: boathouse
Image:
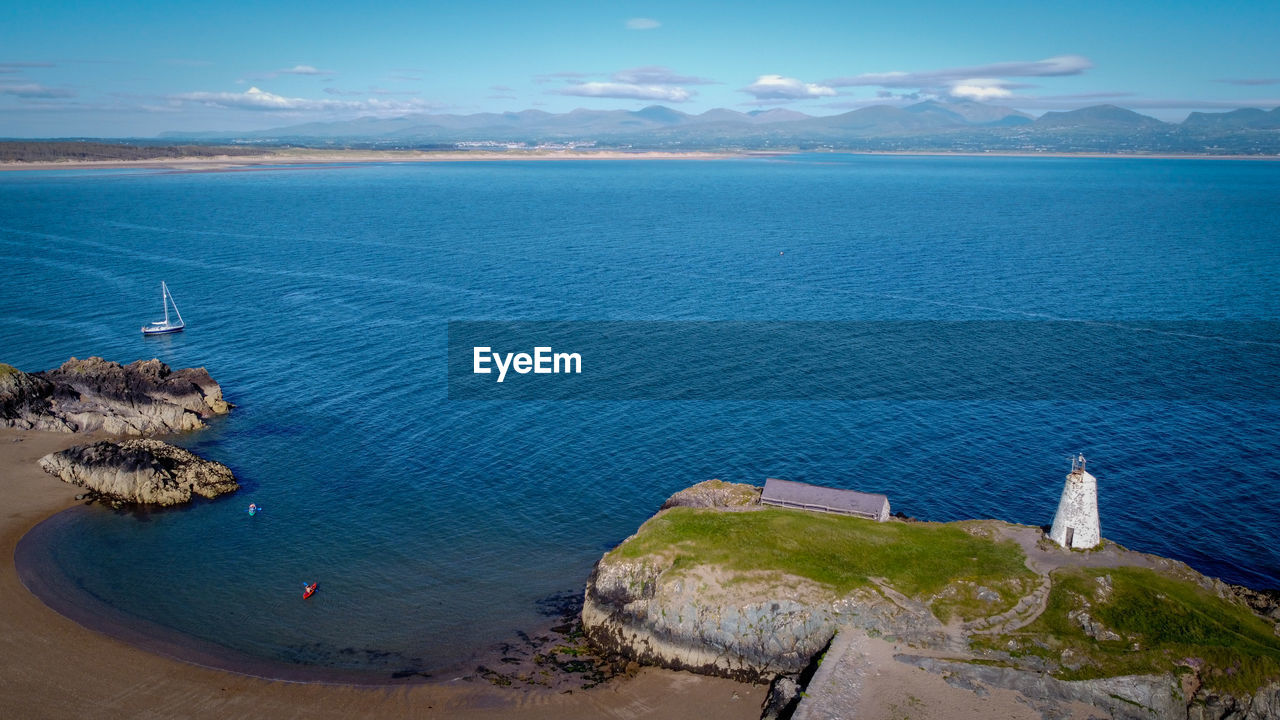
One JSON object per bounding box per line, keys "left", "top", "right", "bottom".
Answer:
{"left": 761, "top": 478, "right": 891, "bottom": 522}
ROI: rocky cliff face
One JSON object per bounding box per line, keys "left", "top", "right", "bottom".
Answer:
{"left": 0, "top": 357, "right": 231, "bottom": 434}
{"left": 39, "top": 439, "right": 239, "bottom": 505}
{"left": 583, "top": 481, "right": 947, "bottom": 683}
{"left": 1187, "top": 681, "right": 1280, "bottom": 720}
{"left": 583, "top": 558, "right": 945, "bottom": 683}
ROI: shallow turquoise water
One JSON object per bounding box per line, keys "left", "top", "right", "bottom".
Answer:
{"left": 1, "top": 155, "right": 1277, "bottom": 677}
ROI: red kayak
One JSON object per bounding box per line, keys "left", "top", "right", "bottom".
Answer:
{"left": 303, "top": 582, "right": 318, "bottom": 599}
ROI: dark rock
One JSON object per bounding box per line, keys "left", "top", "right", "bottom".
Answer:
{"left": 1224, "top": 583, "right": 1280, "bottom": 623}
{"left": 1189, "top": 682, "right": 1280, "bottom": 720}
{"left": 39, "top": 438, "right": 238, "bottom": 505}
{"left": 761, "top": 675, "right": 800, "bottom": 720}
{"left": 1, "top": 357, "right": 231, "bottom": 434}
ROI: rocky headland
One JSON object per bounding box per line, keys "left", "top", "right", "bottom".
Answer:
{"left": 3, "top": 356, "right": 238, "bottom": 506}
{"left": 39, "top": 438, "right": 239, "bottom": 506}
{"left": 0, "top": 357, "right": 231, "bottom": 435}
{"left": 584, "top": 480, "right": 1280, "bottom": 720}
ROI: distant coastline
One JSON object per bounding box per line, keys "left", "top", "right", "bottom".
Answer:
{"left": 0, "top": 149, "right": 743, "bottom": 171}
{"left": 2, "top": 147, "right": 1279, "bottom": 172}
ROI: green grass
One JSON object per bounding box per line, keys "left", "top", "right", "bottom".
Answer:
{"left": 998, "top": 567, "right": 1280, "bottom": 695}
{"left": 610, "top": 507, "right": 1034, "bottom": 606}
{"left": 0, "top": 363, "right": 19, "bottom": 378}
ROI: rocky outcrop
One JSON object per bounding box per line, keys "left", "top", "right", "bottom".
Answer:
{"left": 1187, "top": 681, "right": 1280, "bottom": 719}
{"left": 904, "top": 655, "right": 1188, "bottom": 719}
{"left": 39, "top": 439, "right": 238, "bottom": 505}
{"left": 1224, "top": 583, "right": 1280, "bottom": 624}
{"left": 584, "top": 559, "right": 840, "bottom": 682}
{"left": 660, "top": 479, "right": 761, "bottom": 510}
{"left": 582, "top": 534, "right": 946, "bottom": 683}
{"left": 0, "top": 357, "right": 230, "bottom": 434}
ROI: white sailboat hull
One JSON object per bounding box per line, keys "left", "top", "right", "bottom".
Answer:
{"left": 141, "top": 281, "right": 185, "bottom": 335}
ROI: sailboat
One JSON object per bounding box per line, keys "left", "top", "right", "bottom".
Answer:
{"left": 141, "top": 281, "right": 185, "bottom": 335}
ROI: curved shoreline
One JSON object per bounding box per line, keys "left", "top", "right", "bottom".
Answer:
{"left": 15, "top": 506, "right": 450, "bottom": 686}
{"left": 0, "top": 429, "right": 761, "bottom": 719}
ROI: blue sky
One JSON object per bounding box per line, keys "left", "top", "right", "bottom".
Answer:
{"left": 2, "top": 0, "right": 1278, "bottom": 137}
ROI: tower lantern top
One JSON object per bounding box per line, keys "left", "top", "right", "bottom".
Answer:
{"left": 1070, "top": 453, "right": 1087, "bottom": 474}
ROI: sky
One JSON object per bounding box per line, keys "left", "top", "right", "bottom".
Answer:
{"left": 2, "top": 0, "right": 1279, "bottom": 137}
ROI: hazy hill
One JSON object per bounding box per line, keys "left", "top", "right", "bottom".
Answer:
{"left": 137, "top": 101, "right": 1280, "bottom": 155}
{"left": 1183, "top": 107, "right": 1280, "bottom": 130}
{"left": 1033, "top": 104, "right": 1166, "bottom": 129}
{"left": 905, "top": 99, "right": 1033, "bottom": 126}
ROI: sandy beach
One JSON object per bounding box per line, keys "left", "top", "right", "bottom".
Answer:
{"left": 0, "top": 428, "right": 763, "bottom": 720}
{"left": 0, "top": 150, "right": 744, "bottom": 172}
{"left": 2, "top": 148, "right": 1274, "bottom": 173}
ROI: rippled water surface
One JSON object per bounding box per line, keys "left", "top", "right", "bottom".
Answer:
{"left": 1, "top": 155, "right": 1277, "bottom": 676}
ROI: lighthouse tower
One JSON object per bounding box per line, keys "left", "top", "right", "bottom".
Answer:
{"left": 1049, "top": 454, "right": 1100, "bottom": 549}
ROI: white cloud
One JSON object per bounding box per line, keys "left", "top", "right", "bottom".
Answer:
{"left": 170, "top": 86, "right": 442, "bottom": 115}
{"left": 612, "top": 66, "right": 717, "bottom": 85}
{"left": 0, "top": 83, "right": 74, "bottom": 99}
{"left": 542, "top": 67, "right": 710, "bottom": 103}
{"left": 555, "top": 82, "right": 692, "bottom": 102}
{"left": 829, "top": 55, "right": 1092, "bottom": 88}
{"left": 241, "top": 65, "right": 336, "bottom": 81}
{"left": 950, "top": 80, "right": 1013, "bottom": 100}
{"left": 323, "top": 86, "right": 419, "bottom": 97}
{"left": 174, "top": 86, "right": 325, "bottom": 110}
{"left": 626, "top": 18, "right": 661, "bottom": 30}
{"left": 279, "top": 65, "right": 328, "bottom": 76}
{"left": 741, "top": 75, "right": 836, "bottom": 100}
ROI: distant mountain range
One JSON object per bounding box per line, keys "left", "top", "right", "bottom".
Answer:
{"left": 163, "top": 101, "right": 1280, "bottom": 154}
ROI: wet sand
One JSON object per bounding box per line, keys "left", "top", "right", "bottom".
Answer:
{"left": 0, "top": 428, "right": 763, "bottom": 719}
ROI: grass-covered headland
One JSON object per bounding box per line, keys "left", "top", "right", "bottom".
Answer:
{"left": 612, "top": 506, "right": 1037, "bottom": 619}
{"left": 605, "top": 502, "right": 1280, "bottom": 696}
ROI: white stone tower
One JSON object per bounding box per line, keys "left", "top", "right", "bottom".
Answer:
{"left": 1049, "top": 454, "right": 1100, "bottom": 549}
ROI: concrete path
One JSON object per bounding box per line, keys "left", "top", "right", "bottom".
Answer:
{"left": 791, "top": 631, "right": 872, "bottom": 720}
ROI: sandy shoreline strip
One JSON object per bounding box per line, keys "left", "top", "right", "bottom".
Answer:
{"left": 0, "top": 428, "right": 762, "bottom": 719}
{"left": 0, "top": 150, "right": 744, "bottom": 172}
{"left": 1, "top": 148, "right": 1276, "bottom": 172}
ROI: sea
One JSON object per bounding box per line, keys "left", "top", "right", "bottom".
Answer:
{"left": 1, "top": 154, "right": 1277, "bottom": 680}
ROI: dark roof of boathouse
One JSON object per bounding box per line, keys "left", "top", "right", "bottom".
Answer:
{"left": 760, "top": 478, "right": 889, "bottom": 520}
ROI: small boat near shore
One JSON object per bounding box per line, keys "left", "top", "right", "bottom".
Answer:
{"left": 141, "top": 281, "right": 185, "bottom": 335}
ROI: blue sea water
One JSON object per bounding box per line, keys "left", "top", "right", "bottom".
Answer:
{"left": 1, "top": 155, "right": 1278, "bottom": 678}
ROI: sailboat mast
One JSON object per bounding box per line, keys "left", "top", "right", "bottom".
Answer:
{"left": 170, "top": 284, "right": 184, "bottom": 326}
{"left": 161, "top": 282, "right": 170, "bottom": 325}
